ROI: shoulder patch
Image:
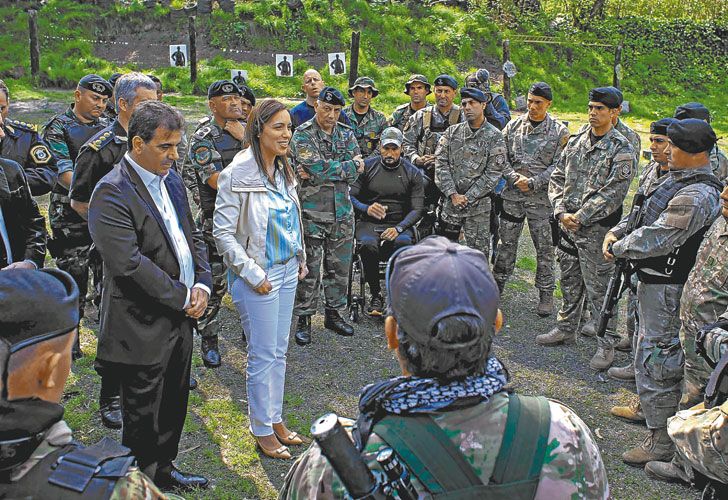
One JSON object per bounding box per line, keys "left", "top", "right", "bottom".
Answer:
{"left": 29, "top": 144, "right": 52, "bottom": 164}
{"left": 191, "top": 144, "right": 213, "bottom": 166}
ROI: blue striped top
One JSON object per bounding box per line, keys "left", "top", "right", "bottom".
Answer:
{"left": 264, "top": 168, "right": 302, "bottom": 268}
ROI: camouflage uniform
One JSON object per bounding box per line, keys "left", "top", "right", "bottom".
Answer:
{"left": 402, "top": 105, "right": 464, "bottom": 235}
{"left": 710, "top": 145, "right": 728, "bottom": 184}
{"left": 549, "top": 127, "right": 635, "bottom": 347}
{"left": 493, "top": 113, "right": 569, "bottom": 292}
{"left": 279, "top": 392, "right": 610, "bottom": 499}
{"left": 579, "top": 118, "right": 640, "bottom": 164}
{"left": 342, "top": 105, "right": 388, "bottom": 158}
{"left": 0, "top": 117, "right": 58, "bottom": 196}
{"left": 290, "top": 118, "right": 360, "bottom": 315}
{"left": 610, "top": 165, "right": 721, "bottom": 429}
{"left": 434, "top": 121, "right": 508, "bottom": 259}
{"left": 678, "top": 215, "right": 728, "bottom": 410}
{"left": 42, "top": 106, "right": 108, "bottom": 317}
{"left": 390, "top": 103, "right": 419, "bottom": 132}
{"left": 183, "top": 117, "right": 245, "bottom": 339}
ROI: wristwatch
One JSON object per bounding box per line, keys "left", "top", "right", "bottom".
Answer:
{"left": 395, "top": 226, "right": 403, "bottom": 234}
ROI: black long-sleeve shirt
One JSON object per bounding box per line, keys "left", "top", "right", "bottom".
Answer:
{"left": 350, "top": 155, "right": 425, "bottom": 231}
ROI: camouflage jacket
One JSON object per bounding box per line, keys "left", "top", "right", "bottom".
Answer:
{"left": 549, "top": 126, "right": 635, "bottom": 227}
{"left": 680, "top": 216, "right": 728, "bottom": 334}
{"left": 402, "top": 105, "right": 464, "bottom": 164}
{"left": 435, "top": 121, "right": 508, "bottom": 217}
{"left": 710, "top": 145, "right": 727, "bottom": 184}
{"left": 611, "top": 165, "right": 721, "bottom": 259}
{"left": 0, "top": 117, "right": 58, "bottom": 196}
{"left": 279, "top": 392, "right": 610, "bottom": 499}
{"left": 610, "top": 160, "right": 667, "bottom": 236}
{"left": 501, "top": 113, "right": 569, "bottom": 204}
{"left": 579, "top": 118, "right": 640, "bottom": 164}
{"left": 290, "top": 118, "right": 361, "bottom": 224}
{"left": 390, "top": 102, "right": 423, "bottom": 132}
{"left": 342, "top": 105, "right": 388, "bottom": 158}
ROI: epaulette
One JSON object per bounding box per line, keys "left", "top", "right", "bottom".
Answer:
{"left": 5, "top": 118, "right": 39, "bottom": 134}
{"left": 296, "top": 119, "right": 314, "bottom": 131}
{"left": 336, "top": 121, "right": 353, "bottom": 130}
{"left": 395, "top": 103, "right": 410, "bottom": 111}
{"left": 193, "top": 125, "right": 214, "bottom": 141}
{"left": 88, "top": 129, "right": 116, "bottom": 151}
{"left": 197, "top": 116, "right": 212, "bottom": 126}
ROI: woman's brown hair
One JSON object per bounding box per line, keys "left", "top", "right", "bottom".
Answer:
{"left": 244, "top": 98, "right": 295, "bottom": 185}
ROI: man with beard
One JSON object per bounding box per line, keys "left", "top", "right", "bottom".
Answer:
{"left": 343, "top": 77, "right": 388, "bottom": 158}
{"left": 350, "top": 127, "right": 424, "bottom": 316}
{"left": 390, "top": 74, "right": 431, "bottom": 132}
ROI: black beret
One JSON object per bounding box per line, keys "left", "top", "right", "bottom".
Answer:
{"left": 529, "top": 81, "right": 553, "bottom": 101}
{"left": 650, "top": 118, "right": 677, "bottom": 136}
{"left": 674, "top": 102, "right": 711, "bottom": 122}
{"left": 0, "top": 269, "right": 79, "bottom": 352}
{"left": 78, "top": 74, "right": 113, "bottom": 97}
{"left": 433, "top": 74, "right": 458, "bottom": 89}
{"left": 460, "top": 87, "right": 488, "bottom": 103}
{"left": 317, "top": 86, "right": 346, "bottom": 106}
{"left": 667, "top": 118, "right": 717, "bottom": 154}
{"left": 146, "top": 74, "right": 162, "bottom": 86}
{"left": 588, "top": 86, "right": 621, "bottom": 109}
{"left": 207, "top": 80, "right": 242, "bottom": 99}
{"left": 107, "top": 73, "right": 123, "bottom": 88}
{"left": 239, "top": 85, "right": 256, "bottom": 106}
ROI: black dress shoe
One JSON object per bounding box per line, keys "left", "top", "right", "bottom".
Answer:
{"left": 295, "top": 315, "right": 311, "bottom": 346}
{"left": 189, "top": 377, "right": 198, "bottom": 390}
{"left": 241, "top": 328, "right": 248, "bottom": 347}
{"left": 99, "top": 397, "right": 123, "bottom": 429}
{"left": 155, "top": 464, "right": 209, "bottom": 491}
{"left": 324, "top": 309, "right": 354, "bottom": 336}
{"left": 201, "top": 336, "right": 221, "bottom": 368}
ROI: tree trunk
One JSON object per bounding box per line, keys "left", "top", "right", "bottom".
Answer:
{"left": 589, "top": 0, "right": 607, "bottom": 18}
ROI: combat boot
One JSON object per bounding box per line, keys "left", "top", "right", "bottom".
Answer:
{"left": 324, "top": 309, "right": 354, "bottom": 337}
{"left": 589, "top": 346, "right": 614, "bottom": 370}
{"left": 536, "top": 327, "right": 576, "bottom": 346}
{"left": 201, "top": 336, "right": 221, "bottom": 368}
{"left": 644, "top": 460, "right": 690, "bottom": 484}
{"left": 295, "top": 315, "right": 312, "bottom": 346}
{"left": 622, "top": 428, "right": 675, "bottom": 467}
{"left": 99, "top": 397, "right": 122, "bottom": 429}
{"left": 615, "top": 335, "right": 632, "bottom": 352}
{"left": 581, "top": 319, "right": 597, "bottom": 337}
{"left": 496, "top": 279, "right": 505, "bottom": 295}
{"left": 536, "top": 290, "right": 553, "bottom": 317}
{"left": 610, "top": 400, "right": 645, "bottom": 423}
{"left": 608, "top": 362, "right": 636, "bottom": 381}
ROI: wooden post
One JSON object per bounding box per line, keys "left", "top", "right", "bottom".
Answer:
{"left": 612, "top": 43, "right": 623, "bottom": 89}
{"left": 502, "top": 39, "right": 511, "bottom": 102}
{"left": 28, "top": 9, "right": 40, "bottom": 80}
{"left": 188, "top": 16, "right": 197, "bottom": 87}
{"left": 348, "top": 31, "right": 360, "bottom": 88}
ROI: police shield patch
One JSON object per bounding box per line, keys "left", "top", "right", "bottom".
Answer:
{"left": 193, "top": 145, "right": 212, "bottom": 166}
{"left": 92, "top": 82, "right": 105, "bottom": 94}
{"left": 30, "top": 145, "right": 52, "bottom": 164}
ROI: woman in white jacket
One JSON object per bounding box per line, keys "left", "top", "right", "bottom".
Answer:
{"left": 213, "top": 99, "right": 307, "bottom": 460}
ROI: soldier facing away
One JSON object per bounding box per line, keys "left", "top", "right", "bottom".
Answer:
{"left": 673, "top": 101, "right": 728, "bottom": 184}
{"left": 279, "top": 236, "right": 610, "bottom": 499}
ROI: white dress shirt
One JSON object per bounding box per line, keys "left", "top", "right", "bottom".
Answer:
{"left": 126, "top": 154, "right": 209, "bottom": 307}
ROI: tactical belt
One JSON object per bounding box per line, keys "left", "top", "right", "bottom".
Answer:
{"left": 556, "top": 227, "right": 579, "bottom": 257}
{"left": 499, "top": 207, "right": 525, "bottom": 224}
{"left": 373, "top": 394, "right": 551, "bottom": 499}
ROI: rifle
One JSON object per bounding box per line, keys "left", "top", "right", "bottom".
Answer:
{"left": 311, "top": 413, "right": 418, "bottom": 500}
{"left": 596, "top": 191, "right": 646, "bottom": 338}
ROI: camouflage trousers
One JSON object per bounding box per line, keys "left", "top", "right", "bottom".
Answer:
{"left": 635, "top": 282, "right": 684, "bottom": 429}
{"left": 53, "top": 239, "right": 92, "bottom": 318}
{"left": 294, "top": 217, "right": 354, "bottom": 316}
{"left": 679, "top": 319, "right": 714, "bottom": 410}
{"left": 196, "top": 223, "right": 227, "bottom": 339}
{"left": 493, "top": 199, "right": 555, "bottom": 292}
{"left": 439, "top": 209, "right": 491, "bottom": 260}
{"left": 556, "top": 224, "right": 620, "bottom": 347}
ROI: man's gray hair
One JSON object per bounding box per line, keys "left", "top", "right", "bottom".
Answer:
{"left": 115, "top": 72, "right": 156, "bottom": 113}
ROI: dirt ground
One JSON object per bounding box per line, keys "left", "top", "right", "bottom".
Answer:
{"left": 12, "top": 97, "right": 700, "bottom": 499}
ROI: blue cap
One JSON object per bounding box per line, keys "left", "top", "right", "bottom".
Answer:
{"left": 318, "top": 86, "right": 346, "bottom": 106}
{"left": 460, "top": 87, "right": 488, "bottom": 103}
{"left": 78, "top": 74, "right": 113, "bottom": 97}
{"left": 433, "top": 74, "right": 458, "bottom": 90}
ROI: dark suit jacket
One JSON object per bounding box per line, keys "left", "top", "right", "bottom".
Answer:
{"left": 0, "top": 158, "right": 47, "bottom": 267}
{"left": 88, "top": 157, "right": 211, "bottom": 365}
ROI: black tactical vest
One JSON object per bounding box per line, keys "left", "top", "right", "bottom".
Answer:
{"left": 635, "top": 172, "right": 723, "bottom": 284}
{"left": 196, "top": 123, "right": 244, "bottom": 218}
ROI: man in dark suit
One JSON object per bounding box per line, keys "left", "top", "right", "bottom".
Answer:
{"left": 0, "top": 157, "right": 46, "bottom": 270}
{"left": 88, "top": 101, "right": 211, "bottom": 491}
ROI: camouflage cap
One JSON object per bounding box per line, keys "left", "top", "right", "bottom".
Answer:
{"left": 318, "top": 86, "right": 346, "bottom": 106}
{"left": 380, "top": 127, "right": 403, "bottom": 147}
{"left": 78, "top": 74, "right": 113, "bottom": 97}
{"left": 404, "top": 74, "right": 431, "bottom": 95}
{"left": 386, "top": 236, "right": 499, "bottom": 349}
{"left": 208, "top": 80, "right": 242, "bottom": 99}
{"left": 348, "top": 76, "right": 379, "bottom": 97}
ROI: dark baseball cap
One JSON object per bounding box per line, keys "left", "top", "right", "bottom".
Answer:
{"left": 78, "top": 74, "right": 113, "bottom": 98}
{"left": 386, "top": 236, "right": 499, "bottom": 349}
{"left": 667, "top": 118, "right": 717, "bottom": 154}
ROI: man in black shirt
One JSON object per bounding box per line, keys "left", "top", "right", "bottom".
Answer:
{"left": 350, "top": 127, "right": 424, "bottom": 315}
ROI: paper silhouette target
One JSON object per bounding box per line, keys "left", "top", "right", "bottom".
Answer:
{"left": 231, "top": 69, "right": 249, "bottom": 87}
{"left": 169, "top": 45, "right": 188, "bottom": 68}
{"left": 276, "top": 54, "right": 293, "bottom": 77}
{"left": 328, "top": 52, "right": 346, "bottom": 76}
